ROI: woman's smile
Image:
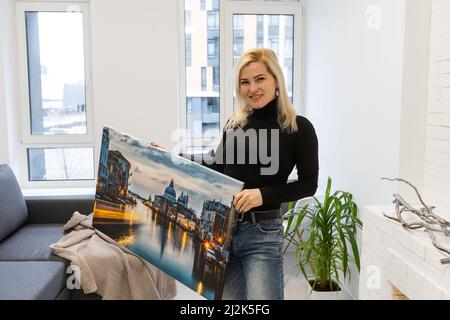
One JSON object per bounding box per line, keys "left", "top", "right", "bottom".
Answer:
{"left": 240, "top": 61, "right": 278, "bottom": 109}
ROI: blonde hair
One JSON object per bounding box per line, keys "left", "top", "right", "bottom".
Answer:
{"left": 225, "top": 48, "right": 298, "bottom": 133}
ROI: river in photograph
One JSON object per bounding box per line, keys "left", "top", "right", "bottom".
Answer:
{"left": 94, "top": 200, "right": 223, "bottom": 300}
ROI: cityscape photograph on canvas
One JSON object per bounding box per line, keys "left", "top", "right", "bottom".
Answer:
{"left": 92, "top": 126, "right": 243, "bottom": 300}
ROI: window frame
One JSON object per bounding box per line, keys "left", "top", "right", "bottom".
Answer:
{"left": 16, "top": 1, "right": 95, "bottom": 188}
{"left": 26, "top": 144, "right": 95, "bottom": 182}
{"left": 223, "top": 1, "right": 304, "bottom": 120}
{"left": 178, "top": 0, "right": 304, "bottom": 154}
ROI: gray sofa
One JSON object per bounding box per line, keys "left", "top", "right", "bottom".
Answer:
{"left": 0, "top": 164, "right": 98, "bottom": 299}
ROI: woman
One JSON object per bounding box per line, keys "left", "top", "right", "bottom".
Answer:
{"left": 205, "top": 48, "right": 319, "bottom": 300}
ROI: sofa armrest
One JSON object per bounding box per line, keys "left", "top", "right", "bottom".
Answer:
{"left": 25, "top": 195, "right": 95, "bottom": 224}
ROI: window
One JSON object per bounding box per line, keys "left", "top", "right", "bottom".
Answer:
{"left": 207, "top": 10, "right": 219, "bottom": 67}
{"left": 230, "top": 13, "right": 295, "bottom": 106}
{"left": 181, "top": 0, "right": 302, "bottom": 153}
{"left": 201, "top": 67, "right": 207, "bottom": 90}
{"left": 268, "top": 15, "right": 280, "bottom": 57}
{"left": 257, "top": 15, "right": 264, "bottom": 47}
{"left": 207, "top": 10, "right": 219, "bottom": 29}
{"left": 185, "top": 11, "right": 192, "bottom": 67}
{"left": 186, "top": 33, "right": 193, "bottom": 67}
{"left": 16, "top": 2, "right": 94, "bottom": 186}
{"left": 28, "top": 148, "right": 94, "bottom": 181}
{"left": 206, "top": 97, "right": 219, "bottom": 114}
{"left": 233, "top": 15, "right": 244, "bottom": 62}
{"left": 212, "top": 66, "right": 220, "bottom": 91}
{"left": 208, "top": 40, "right": 216, "bottom": 59}
{"left": 184, "top": 0, "right": 220, "bottom": 153}
{"left": 211, "top": 0, "right": 219, "bottom": 11}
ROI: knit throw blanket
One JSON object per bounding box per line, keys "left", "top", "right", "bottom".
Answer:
{"left": 50, "top": 212, "right": 177, "bottom": 300}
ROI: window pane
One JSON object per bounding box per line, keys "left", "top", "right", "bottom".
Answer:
{"left": 28, "top": 147, "right": 94, "bottom": 181}
{"left": 185, "top": 97, "right": 220, "bottom": 139}
{"left": 25, "top": 11, "right": 87, "bottom": 135}
{"left": 185, "top": 11, "right": 192, "bottom": 67}
{"left": 233, "top": 14, "right": 294, "bottom": 102}
{"left": 185, "top": 0, "right": 220, "bottom": 143}
{"left": 233, "top": 15, "right": 244, "bottom": 61}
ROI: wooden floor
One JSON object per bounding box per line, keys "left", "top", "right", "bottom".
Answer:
{"left": 173, "top": 251, "right": 353, "bottom": 300}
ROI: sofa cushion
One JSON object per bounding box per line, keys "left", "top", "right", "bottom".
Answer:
{"left": 0, "top": 164, "right": 28, "bottom": 242}
{"left": 0, "top": 224, "right": 66, "bottom": 262}
{"left": 0, "top": 261, "right": 67, "bottom": 299}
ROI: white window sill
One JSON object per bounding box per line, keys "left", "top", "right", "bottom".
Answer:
{"left": 21, "top": 187, "right": 95, "bottom": 197}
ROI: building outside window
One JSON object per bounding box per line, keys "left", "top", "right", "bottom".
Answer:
{"left": 268, "top": 15, "right": 280, "bottom": 57}
{"left": 185, "top": 0, "right": 220, "bottom": 148}
{"left": 257, "top": 15, "right": 264, "bottom": 47}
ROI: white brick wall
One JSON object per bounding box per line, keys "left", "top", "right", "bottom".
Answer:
{"left": 359, "top": 206, "right": 450, "bottom": 300}
{"left": 424, "top": 0, "right": 450, "bottom": 221}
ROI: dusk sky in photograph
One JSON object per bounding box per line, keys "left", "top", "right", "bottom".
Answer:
{"left": 106, "top": 127, "right": 243, "bottom": 216}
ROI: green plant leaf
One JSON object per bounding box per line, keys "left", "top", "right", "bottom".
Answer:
{"left": 284, "top": 214, "right": 294, "bottom": 236}
{"left": 285, "top": 177, "right": 361, "bottom": 289}
{"left": 335, "top": 203, "right": 349, "bottom": 278}
{"left": 344, "top": 225, "right": 361, "bottom": 271}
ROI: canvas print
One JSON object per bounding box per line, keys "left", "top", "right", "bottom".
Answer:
{"left": 92, "top": 126, "right": 243, "bottom": 300}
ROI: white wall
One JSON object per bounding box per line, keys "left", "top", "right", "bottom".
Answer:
{"left": 399, "top": 0, "right": 431, "bottom": 200}
{"left": 302, "top": 0, "right": 431, "bottom": 207}
{"left": 90, "top": 0, "right": 181, "bottom": 158}
{"left": 0, "top": 0, "right": 20, "bottom": 171}
{"left": 302, "top": 0, "right": 431, "bottom": 299}
{"left": 303, "top": 0, "right": 405, "bottom": 208}
{"left": 424, "top": 0, "right": 450, "bottom": 221}
{"left": 0, "top": 1, "right": 9, "bottom": 164}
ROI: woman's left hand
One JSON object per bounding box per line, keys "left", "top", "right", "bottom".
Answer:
{"left": 233, "top": 188, "right": 263, "bottom": 213}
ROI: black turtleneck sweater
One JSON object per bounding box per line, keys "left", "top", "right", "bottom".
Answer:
{"left": 203, "top": 98, "right": 319, "bottom": 211}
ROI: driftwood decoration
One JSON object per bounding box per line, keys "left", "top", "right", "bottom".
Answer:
{"left": 381, "top": 177, "right": 450, "bottom": 265}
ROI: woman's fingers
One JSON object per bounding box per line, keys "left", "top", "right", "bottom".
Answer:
{"left": 236, "top": 196, "right": 249, "bottom": 213}
{"left": 234, "top": 189, "right": 263, "bottom": 213}
{"left": 241, "top": 201, "right": 252, "bottom": 214}
{"left": 151, "top": 142, "right": 165, "bottom": 149}
{"left": 233, "top": 191, "right": 244, "bottom": 208}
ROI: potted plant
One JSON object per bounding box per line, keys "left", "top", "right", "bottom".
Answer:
{"left": 283, "top": 177, "right": 362, "bottom": 298}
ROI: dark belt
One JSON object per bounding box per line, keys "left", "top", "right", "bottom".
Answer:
{"left": 236, "top": 209, "right": 281, "bottom": 224}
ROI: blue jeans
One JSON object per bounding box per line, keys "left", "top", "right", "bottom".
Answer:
{"left": 221, "top": 215, "right": 284, "bottom": 300}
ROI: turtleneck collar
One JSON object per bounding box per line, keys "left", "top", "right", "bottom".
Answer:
{"left": 251, "top": 98, "right": 278, "bottom": 119}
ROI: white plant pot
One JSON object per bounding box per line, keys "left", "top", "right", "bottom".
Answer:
{"left": 306, "top": 281, "right": 346, "bottom": 300}
{"left": 308, "top": 289, "right": 346, "bottom": 300}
